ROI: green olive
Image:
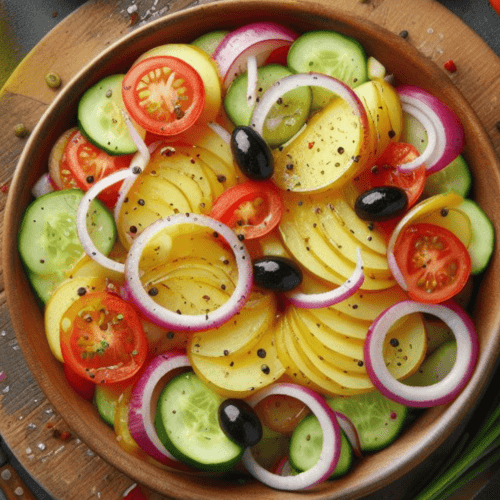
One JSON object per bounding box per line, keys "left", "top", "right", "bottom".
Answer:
{"left": 45, "top": 71, "right": 62, "bottom": 89}
{"left": 14, "top": 124, "right": 29, "bottom": 138}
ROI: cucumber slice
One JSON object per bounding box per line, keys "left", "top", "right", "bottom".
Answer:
{"left": 94, "top": 384, "right": 121, "bottom": 426}
{"left": 27, "top": 271, "right": 63, "bottom": 305}
{"left": 18, "top": 189, "right": 116, "bottom": 277}
{"left": 287, "top": 30, "right": 368, "bottom": 110}
{"left": 289, "top": 414, "right": 353, "bottom": 478}
{"left": 327, "top": 392, "right": 409, "bottom": 452}
{"left": 458, "top": 198, "right": 494, "bottom": 274}
{"left": 423, "top": 155, "right": 472, "bottom": 198}
{"left": 224, "top": 64, "right": 311, "bottom": 147}
{"left": 191, "top": 30, "right": 229, "bottom": 56}
{"left": 405, "top": 340, "right": 457, "bottom": 387}
{"left": 78, "top": 74, "right": 142, "bottom": 155}
{"left": 155, "top": 371, "right": 244, "bottom": 471}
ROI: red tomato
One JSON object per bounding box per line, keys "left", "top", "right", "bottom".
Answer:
{"left": 62, "top": 131, "right": 132, "bottom": 208}
{"left": 63, "top": 362, "right": 95, "bottom": 401}
{"left": 394, "top": 223, "right": 471, "bottom": 304}
{"left": 356, "top": 142, "right": 426, "bottom": 208}
{"left": 59, "top": 292, "right": 148, "bottom": 384}
{"left": 122, "top": 56, "right": 205, "bottom": 137}
{"left": 490, "top": 0, "right": 500, "bottom": 16}
{"left": 210, "top": 180, "right": 284, "bottom": 240}
{"left": 123, "top": 485, "right": 148, "bottom": 500}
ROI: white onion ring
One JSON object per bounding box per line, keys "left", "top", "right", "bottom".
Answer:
{"left": 251, "top": 73, "right": 368, "bottom": 140}
{"left": 77, "top": 168, "right": 136, "bottom": 274}
{"left": 246, "top": 55, "right": 258, "bottom": 106}
{"left": 364, "top": 300, "right": 478, "bottom": 407}
{"left": 207, "top": 122, "right": 231, "bottom": 144}
{"left": 124, "top": 213, "right": 253, "bottom": 331}
{"left": 242, "top": 383, "right": 341, "bottom": 491}
{"left": 286, "top": 247, "right": 365, "bottom": 308}
{"left": 128, "top": 351, "right": 193, "bottom": 470}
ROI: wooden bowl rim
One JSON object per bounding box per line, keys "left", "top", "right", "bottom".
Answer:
{"left": 4, "top": 0, "right": 500, "bottom": 498}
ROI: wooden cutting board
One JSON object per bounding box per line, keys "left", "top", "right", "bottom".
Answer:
{"left": 1, "top": 1, "right": 499, "bottom": 499}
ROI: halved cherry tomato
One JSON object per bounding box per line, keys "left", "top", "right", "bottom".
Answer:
{"left": 394, "top": 223, "right": 471, "bottom": 304}
{"left": 62, "top": 131, "right": 132, "bottom": 208}
{"left": 355, "top": 142, "right": 426, "bottom": 208}
{"left": 122, "top": 56, "right": 205, "bottom": 137}
{"left": 63, "top": 362, "right": 96, "bottom": 401}
{"left": 59, "top": 291, "right": 148, "bottom": 384}
{"left": 210, "top": 180, "right": 284, "bottom": 240}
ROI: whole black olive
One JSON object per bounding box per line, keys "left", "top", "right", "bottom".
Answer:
{"left": 253, "top": 256, "right": 303, "bottom": 292}
{"left": 230, "top": 126, "right": 274, "bottom": 180}
{"left": 354, "top": 186, "right": 408, "bottom": 221}
{"left": 218, "top": 398, "right": 263, "bottom": 448}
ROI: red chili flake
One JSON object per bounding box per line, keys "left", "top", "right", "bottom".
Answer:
{"left": 443, "top": 60, "right": 457, "bottom": 73}
{"left": 1, "top": 184, "right": 8, "bottom": 194}
{"left": 390, "top": 411, "right": 398, "bottom": 420}
{"left": 59, "top": 430, "right": 72, "bottom": 441}
{"left": 308, "top": 142, "right": 315, "bottom": 149}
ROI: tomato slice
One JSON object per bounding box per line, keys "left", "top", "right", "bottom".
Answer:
{"left": 63, "top": 362, "right": 96, "bottom": 401}
{"left": 122, "top": 56, "right": 205, "bottom": 137}
{"left": 62, "top": 131, "right": 132, "bottom": 208}
{"left": 394, "top": 223, "right": 471, "bottom": 304}
{"left": 357, "top": 142, "right": 426, "bottom": 208}
{"left": 60, "top": 291, "right": 148, "bottom": 384}
{"left": 210, "top": 180, "right": 284, "bottom": 240}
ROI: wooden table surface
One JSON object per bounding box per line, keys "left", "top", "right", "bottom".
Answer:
{"left": 1, "top": 0, "right": 500, "bottom": 499}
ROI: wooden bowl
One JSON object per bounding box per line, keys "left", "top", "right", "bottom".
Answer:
{"left": 4, "top": 0, "right": 500, "bottom": 498}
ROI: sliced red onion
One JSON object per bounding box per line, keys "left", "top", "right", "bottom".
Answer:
{"left": 274, "top": 456, "right": 295, "bottom": 477}
{"left": 396, "top": 85, "right": 464, "bottom": 174}
{"left": 32, "top": 173, "right": 55, "bottom": 198}
{"left": 364, "top": 300, "right": 478, "bottom": 407}
{"left": 122, "top": 109, "right": 150, "bottom": 161}
{"left": 124, "top": 213, "right": 253, "bottom": 331}
{"left": 334, "top": 411, "right": 363, "bottom": 459}
{"left": 242, "top": 383, "right": 341, "bottom": 491}
{"left": 251, "top": 73, "right": 369, "bottom": 144}
{"left": 207, "top": 122, "right": 231, "bottom": 144}
{"left": 246, "top": 55, "right": 258, "bottom": 106}
{"left": 213, "top": 22, "right": 297, "bottom": 88}
{"left": 128, "top": 351, "right": 193, "bottom": 469}
{"left": 286, "top": 247, "right": 364, "bottom": 308}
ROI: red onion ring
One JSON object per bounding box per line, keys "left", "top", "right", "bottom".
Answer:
{"left": 364, "top": 300, "right": 478, "bottom": 407}
{"left": 396, "top": 85, "right": 464, "bottom": 174}
{"left": 128, "top": 351, "right": 194, "bottom": 470}
{"left": 213, "top": 22, "right": 298, "bottom": 88}
{"left": 286, "top": 247, "right": 365, "bottom": 308}
{"left": 32, "top": 173, "right": 55, "bottom": 198}
{"left": 124, "top": 213, "right": 253, "bottom": 331}
{"left": 334, "top": 411, "right": 363, "bottom": 459}
{"left": 242, "top": 383, "right": 341, "bottom": 490}
{"left": 207, "top": 122, "right": 231, "bottom": 144}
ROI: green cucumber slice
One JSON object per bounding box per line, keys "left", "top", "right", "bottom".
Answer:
{"left": 224, "top": 64, "right": 311, "bottom": 147}
{"left": 155, "top": 371, "right": 244, "bottom": 471}
{"left": 287, "top": 30, "right": 368, "bottom": 110}
{"left": 78, "top": 74, "right": 140, "bottom": 155}
{"left": 27, "top": 271, "right": 64, "bottom": 305}
{"left": 327, "top": 392, "right": 408, "bottom": 452}
{"left": 94, "top": 384, "right": 121, "bottom": 426}
{"left": 18, "top": 189, "right": 116, "bottom": 277}
{"left": 191, "top": 30, "right": 229, "bottom": 56}
{"left": 289, "top": 414, "right": 353, "bottom": 478}
{"left": 405, "top": 340, "right": 457, "bottom": 387}
{"left": 457, "top": 198, "right": 494, "bottom": 274}
{"left": 423, "top": 155, "right": 472, "bottom": 198}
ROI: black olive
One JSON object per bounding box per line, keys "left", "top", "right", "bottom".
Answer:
{"left": 253, "top": 256, "right": 303, "bottom": 292}
{"left": 354, "top": 186, "right": 408, "bottom": 221}
{"left": 218, "top": 399, "right": 263, "bottom": 447}
{"left": 230, "top": 126, "right": 274, "bottom": 180}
